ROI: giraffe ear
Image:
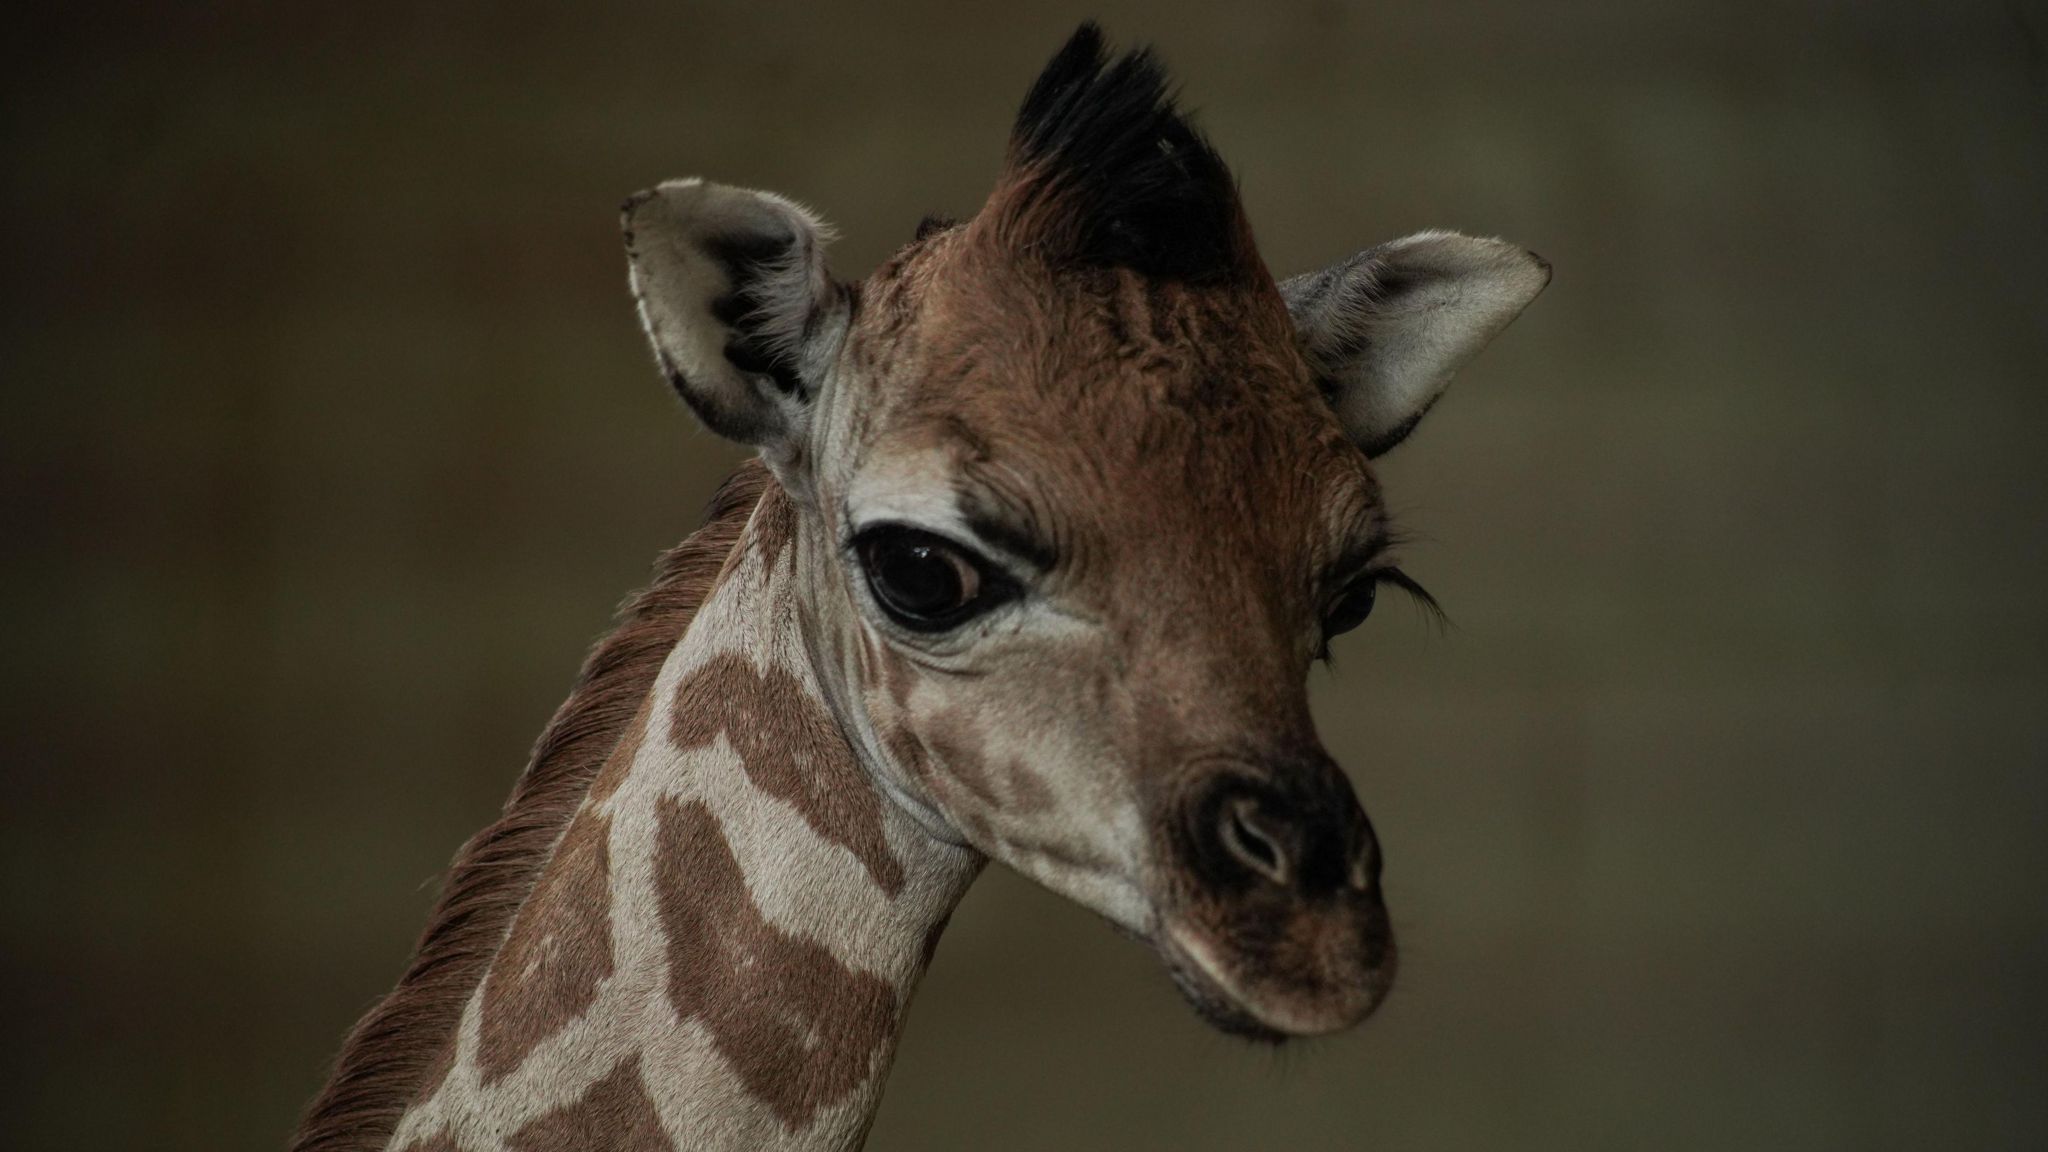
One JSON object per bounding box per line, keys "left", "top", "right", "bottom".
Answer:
{"left": 622, "top": 179, "right": 848, "bottom": 455}
{"left": 1282, "top": 231, "right": 1549, "bottom": 457}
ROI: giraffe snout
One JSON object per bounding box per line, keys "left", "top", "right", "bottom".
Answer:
{"left": 1155, "top": 754, "right": 1396, "bottom": 1040}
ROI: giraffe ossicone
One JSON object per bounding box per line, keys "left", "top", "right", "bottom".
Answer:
{"left": 298, "top": 22, "right": 1548, "bottom": 1152}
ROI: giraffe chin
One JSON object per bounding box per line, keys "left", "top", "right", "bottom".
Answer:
{"left": 1157, "top": 918, "right": 1396, "bottom": 1043}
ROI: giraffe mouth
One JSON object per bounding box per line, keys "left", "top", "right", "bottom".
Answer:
{"left": 1158, "top": 924, "right": 1295, "bottom": 1042}
{"left": 1156, "top": 914, "right": 1396, "bottom": 1042}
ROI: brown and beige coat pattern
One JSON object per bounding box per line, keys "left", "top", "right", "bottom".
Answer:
{"left": 296, "top": 23, "right": 1547, "bottom": 1152}
{"left": 384, "top": 493, "right": 977, "bottom": 1151}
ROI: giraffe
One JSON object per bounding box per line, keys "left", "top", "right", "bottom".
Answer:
{"left": 295, "top": 24, "right": 1548, "bottom": 1152}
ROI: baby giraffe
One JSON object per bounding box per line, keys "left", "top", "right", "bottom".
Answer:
{"left": 296, "top": 23, "right": 1548, "bottom": 1152}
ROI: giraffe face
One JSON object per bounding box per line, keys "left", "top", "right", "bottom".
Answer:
{"left": 770, "top": 222, "right": 1425, "bottom": 1033}
{"left": 789, "top": 229, "right": 1403, "bottom": 1039}
{"left": 621, "top": 27, "right": 1546, "bottom": 1041}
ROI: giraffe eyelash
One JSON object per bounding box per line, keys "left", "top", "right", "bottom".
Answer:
{"left": 1373, "top": 567, "right": 1447, "bottom": 628}
{"left": 1315, "top": 567, "right": 1447, "bottom": 664}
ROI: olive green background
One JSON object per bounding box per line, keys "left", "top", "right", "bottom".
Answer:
{"left": 5, "top": 2, "right": 2046, "bottom": 1148}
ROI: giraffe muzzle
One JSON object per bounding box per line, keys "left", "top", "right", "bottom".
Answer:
{"left": 1153, "top": 756, "right": 1396, "bottom": 1040}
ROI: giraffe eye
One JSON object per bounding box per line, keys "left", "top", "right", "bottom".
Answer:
{"left": 1323, "top": 578, "right": 1378, "bottom": 639}
{"left": 1321, "top": 567, "right": 1442, "bottom": 655}
{"left": 855, "top": 526, "right": 1007, "bottom": 632}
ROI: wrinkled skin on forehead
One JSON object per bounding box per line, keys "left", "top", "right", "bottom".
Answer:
{"left": 792, "top": 226, "right": 1395, "bottom": 1031}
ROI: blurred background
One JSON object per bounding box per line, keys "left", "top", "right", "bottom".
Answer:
{"left": 5, "top": 1, "right": 2046, "bottom": 1148}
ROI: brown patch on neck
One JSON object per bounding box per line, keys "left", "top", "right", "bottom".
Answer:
{"left": 292, "top": 462, "right": 771, "bottom": 1152}
{"left": 506, "top": 1054, "right": 673, "bottom": 1152}
{"left": 655, "top": 796, "right": 899, "bottom": 1131}
{"left": 670, "top": 652, "right": 905, "bottom": 896}
{"left": 475, "top": 805, "right": 615, "bottom": 1084}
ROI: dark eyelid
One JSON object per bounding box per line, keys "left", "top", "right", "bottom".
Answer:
{"left": 961, "top": 514, "right": 1056, "bottom": 572}
{"left": 954, "top": 476, "right": 1058, "bottom": 572}
{"left": 1328, "top": 536, "right": 1393, "bottom": 589}
{"left": 847, "top": 521, "right": 1025, "bottom": 587}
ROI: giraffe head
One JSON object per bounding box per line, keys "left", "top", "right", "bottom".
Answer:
{"left": 621, "top": 25, "right": 1547, "bottom": 1040}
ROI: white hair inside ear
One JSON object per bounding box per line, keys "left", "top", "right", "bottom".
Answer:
{"left": 621, "top": 178, "right": 847, "bottom": 459}
{"left": 1281, "top": 231, "right": 1550, "bottom": 457}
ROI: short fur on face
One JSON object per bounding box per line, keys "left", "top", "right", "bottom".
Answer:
{"left": 622, "top": 21, "right": 1548, "bottom": 1038}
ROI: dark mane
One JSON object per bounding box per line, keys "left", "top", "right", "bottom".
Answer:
{"left": 291, "top": 460, "right": 770, "bottom": 1152}
{"left": 995, "top": 22, "right": 1249, "bottom": 283}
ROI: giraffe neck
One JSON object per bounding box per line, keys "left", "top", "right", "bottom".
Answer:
{"left": 389, "top": 488, "right": 983, "bottom": 1152}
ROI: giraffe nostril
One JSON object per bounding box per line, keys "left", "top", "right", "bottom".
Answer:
{"left": 1218, "top": 798, "right": 1291, "bottom": 886}
{"left": 1348, "top": 849, "right": 1375, "bottom": 892}
{"left": 1348, "top": 804, "right": 1383, "bottom": 892}
{"left": 1182, "top": 759, "right": 1375, "bottom": 895}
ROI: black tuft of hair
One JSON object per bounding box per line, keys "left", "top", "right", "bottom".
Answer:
{"left": 1007, "top": 23, "right": 1245, "bottom": 283}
